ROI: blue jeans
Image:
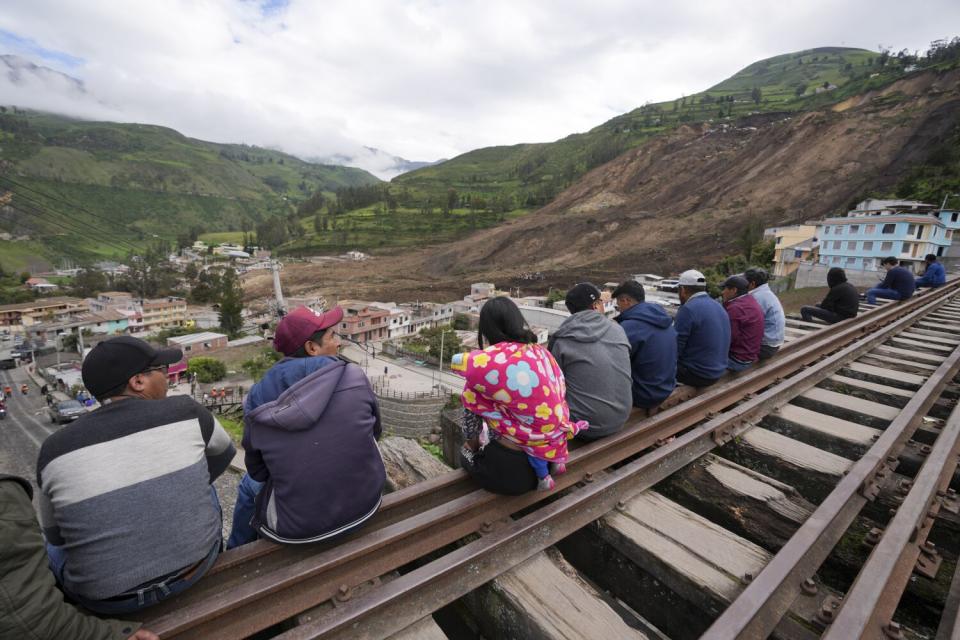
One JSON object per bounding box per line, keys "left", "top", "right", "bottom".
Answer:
{"left": 227, "top": 473, "right": 264, "bottom": 549}
{"left": 727, "top": 357, "right": 754, "bottom": 372}
{"left": 866, "top": 287, "right": 901, "bottom": 305}
{"left": 47, "top": 486, "right": 223, "bottom": 614}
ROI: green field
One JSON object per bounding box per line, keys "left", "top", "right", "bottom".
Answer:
{"left": 199, "top": 231, "right": 248, "bottom": 245}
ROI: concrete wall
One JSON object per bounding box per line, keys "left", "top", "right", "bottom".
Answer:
{"left": 794, "top": 261, "right": 884, "bottom": 290}
{"left": 376, "top": 392, "right": 448, "bottom": 439}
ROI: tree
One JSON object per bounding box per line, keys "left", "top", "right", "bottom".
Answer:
{"left": 452, "top": 313, "right": 471, "bottom": 330}
{"left": 545, "top": 288, "right": 565, "bottom": 307}
{"left": 218, "top": 267, "right": 244, "bottom": 337}
{"left": 420, "top": 325, "right": 462, "bottom": 360}
{"left": 750, "top": 87, "right": 762, "bottom": 105}
{"left": 794, "top": 83, "right": 807, "bottom": 97}
{"left": 187, "top": 357, "right": 227, "bottom": 383}
{"left": 71, "top": 269, "right": 108, "bottom": 297}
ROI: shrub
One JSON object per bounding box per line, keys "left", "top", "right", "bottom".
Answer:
{"left": 188, "top": 357, "right": 227, "bottom": 383}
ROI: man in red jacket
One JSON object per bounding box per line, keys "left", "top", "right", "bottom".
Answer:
{"left": 721, "top": 275, "right": 764, "bottom": 372}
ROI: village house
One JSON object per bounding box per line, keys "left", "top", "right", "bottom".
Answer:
{"left": 768, "top": 225, "right": 820, "bottom": 278}
{"left": 167, "top": 331, "right": 229, "bottom": 354}
{"left": 25, "top": 277, "right": 58, "bottom": 292}
{"left": 0, "top": 297, "right": 88, "bottom": 334}
{"left": 140, "top": 297, "right": 188, "bottom": 333}
{"left": 338, "top": 302, "right": 391, "bottom": 343}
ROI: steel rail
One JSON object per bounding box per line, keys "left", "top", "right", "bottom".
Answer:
{"left": 141, "top": 284, "right": 960, "bottom": 638}
{"left": 702, "top": 330, "right": 960, "bottom": 639}
{"left": 270, "top": 290, "right": 960, "bottom": 640}
{"left": 936, "top": 560, "right": 960, "bottom": 640}
{"left": 823, "top": 390, "right": 960, "bottom": 639}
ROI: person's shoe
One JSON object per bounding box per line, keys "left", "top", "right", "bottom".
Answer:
{"left": 537, "top": 475, "right": 556, "bottom": 491}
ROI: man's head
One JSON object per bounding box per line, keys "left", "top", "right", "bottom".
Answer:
{"left": 925, "top": 253, "right": 938, "bottom": 264}
{"left": 81, "top": 336, "right": 183, "bottom": 402}
{"left": 677, "top": 269, "right": 707, "bottom": 304}
{"left": 612, "top": 280, "right": 646, "bottom": 313}
{"left": 565, "top": 282, "right": 604, "bottom": 314}
{"left": 743, "top": 267, "right": 768, "bottom": 291}
{"left": 273, "top": 306, "right": 345, "bottom": 358}
{"left": 881, "top": 256, "right": 899, "bottom": 271}
{"left": 721, "top": 275, "right": 749, "bottom": 303}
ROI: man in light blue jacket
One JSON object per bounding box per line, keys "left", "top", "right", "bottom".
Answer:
{"left": 744, "top": 267, "right": 785, "bottom": 360}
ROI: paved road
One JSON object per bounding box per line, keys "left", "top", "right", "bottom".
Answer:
{"left": 0, "top": 365, "right": 240, "bottom": 533}
{"left": 341, "top": 343, "right": 463, "bottom": 393}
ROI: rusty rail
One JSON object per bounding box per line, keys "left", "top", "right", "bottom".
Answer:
{"left": 140, "top": 283, "right": 960, "bottom": 639}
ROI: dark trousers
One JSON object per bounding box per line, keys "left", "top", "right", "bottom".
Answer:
{"left": 461, "top": 439, "right": 538, "bottom": 495}
{"left": 676, "top": 363, "right": 720, "bottom": 388}
{"left": 800, "top": 306, "right": 842, "bottom": 324}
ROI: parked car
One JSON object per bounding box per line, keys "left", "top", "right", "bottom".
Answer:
{"left": 49, "top": 400, "right": 86, "bottom": 424}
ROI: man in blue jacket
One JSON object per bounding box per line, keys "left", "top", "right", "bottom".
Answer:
{"left": 866, "top": 257, "right": 916, "bottom": 304}
{"left": 915, "top": 254, "right": 946, "bottom": 289}
{"left": 227, "top": 306, "right": 385, "bottom": 547}
{"left": 612, "top": 280, "right": 677, "bottom": 410}
{"left": 674, "top": 269, "right": 731, "bottom": 388}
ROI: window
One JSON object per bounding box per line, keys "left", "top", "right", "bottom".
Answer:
{"left": 862, "top": 241, "right": 874, "bottom": 251}
{"left": 835, "top": 226, "right": 845, "bottom": 235}
{"left": 847, "top": 241, "right": 856, "bottom": 250}
{"left": 948, "top": 230, "right": 953, "bottom": 240}
{"left": 865, "top": 224, "right": 876, "bottom": 234}
{"left": 849, "top": 225, "right": 860, "bottom": 234}
{"left": 938, "top": 247, "right": 945, "bottom": 257}
{"left": 776, "top": 237, "right": 782, "bottom": 245}
{"left": 832, "top": 256, "right": 841, "bottom": 264}
{"left": 824, "top": 226, "right": 831, "bottom": 235}
{"left": 953, "top": 212, "right": 958, "bottom": 223}
{"left": 846, "top": 258, "right": 856, "bottom": 266}
{"left": 908, "top": 224, "right": 917, "bottom": 236}
{"left": 881, "top": 241, "right": 893, "bottom": 251}
{"left": 882, "top": 224, "right": 896, "bottom": 234}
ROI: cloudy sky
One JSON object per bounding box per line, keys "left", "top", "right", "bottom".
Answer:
{"left": 1, "top": 0, "right": 957, "bottom": 178}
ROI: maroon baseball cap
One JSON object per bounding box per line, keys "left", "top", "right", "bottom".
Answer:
{"left": 274, "top": 305, "right": 344, "bottom": 356}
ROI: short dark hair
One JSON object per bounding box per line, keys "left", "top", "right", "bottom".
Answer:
{"left": 292, "top": 328, "right": 332, "bottom": 358}
{"left": 612, "top": 280, "right": 646, "bottom": 303}
{"left": 743, "top": 267, "right": 768, "bottom": 287}
{"left": 925, "top": 253, "right": 938, "bottom": 262}
{"left": 478, "top": 296, "right": 537, "bottom": 349}
{"left": 881, "top": 256, "right": 899, "bottom": 266}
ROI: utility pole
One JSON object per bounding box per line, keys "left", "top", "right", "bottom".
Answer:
{"left": 271, "top": 260, "right": 286, "bottom": 317}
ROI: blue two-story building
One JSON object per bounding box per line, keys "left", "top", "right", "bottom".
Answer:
{"left": 815, "top": 199, "right": 960, "bottom": 273}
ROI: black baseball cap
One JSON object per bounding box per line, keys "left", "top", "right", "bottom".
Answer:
{"left": 81, "top": 336, "right": 183, "bottom": 398}
{"left": 565, "top": 282, "right": 602, "bottom": 313}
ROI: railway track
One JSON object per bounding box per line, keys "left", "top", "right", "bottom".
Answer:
{"left": 138, "top": 282, "right": 960, "bottom": 639}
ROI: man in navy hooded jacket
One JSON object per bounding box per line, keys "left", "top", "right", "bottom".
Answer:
{"left": 612, "top": 280, "right": 677, "bottom": 410}
{"left": 226, "top": 306, "right": 385, "bottom": 547}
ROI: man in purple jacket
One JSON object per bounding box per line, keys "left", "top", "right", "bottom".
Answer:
{"left": 721, "top": 275, "right": 764, "bottom": 372}
{"left": 227, "top": 306, "right": 385, "bottom": 547}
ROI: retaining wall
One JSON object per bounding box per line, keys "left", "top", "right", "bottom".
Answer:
{"left": 376, "top": 392, "right": 447, "bottom": 439}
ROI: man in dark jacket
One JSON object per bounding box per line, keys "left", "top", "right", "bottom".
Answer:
{"left": 548, "top": 283, "right": 632, "bottom": 440}
{"left": 721, "top": 275, "right": 764, "bottom": 372}
{"left": 801, "top": 267, "right": 859, "bottom": 324}
{"left": 227, "top": 306, "right": 385, "bottom": 547}
{"left": 675, "top": 269, "right": 731, "bottom": 387}
{"left": 916, "top": 253, "right": 946, "bottom": 289}
{"left": 0, "top": 474, "right": 158, "bottom": 640}
{"left": 866, "top": 256, "right": 915, "bottom": 304}
{"left": 612, "top": 280, "right": 677, "bottom": 410}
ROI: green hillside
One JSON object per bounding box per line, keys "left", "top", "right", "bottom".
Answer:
{"left": 392, "top": 47, "right": 889, "bottom": 209}
{"left": 0, "top": 110, "right": 380, "bottom": 268}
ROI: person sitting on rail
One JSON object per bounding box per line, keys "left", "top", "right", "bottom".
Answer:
{"left": 227, "top": 305, "right": 385, "bottom": 548}
{"left": 721, "top": 275, "right": 765, "bottom": 372}
{"left": 0, "top": 473, "right": 159, "bottom": 640}
{"left": 915, "top": 253, "right": 946, "bottom": 289}
{"left": 37, "top": 336, "right": 235, "bottom": 614}
{"left": 866, "top": 256, "right": 916, "bottom": 305}
{"left": 675, "top": 270, "right": 731, "bottom": 387}
{"left": 744, "top": 267, "right": 785, "bottom": 361}
{"left": 611, "top": 280, "right": 677, "bottom": 413}
{"left": 451, "top": 297, "right": 587, "bottom": 494}
{"left": 800, "top": 267, "right": 859, "bottom": 324}
{"left": 548, "top": 283, "right": 632, "bottom": 440}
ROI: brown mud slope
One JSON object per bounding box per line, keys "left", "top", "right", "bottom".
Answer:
{"left": 424, "top": 68, "right": 960, "bottom": 282}
{"left": 248, "top": 69, "right": 960, "bottom": 304}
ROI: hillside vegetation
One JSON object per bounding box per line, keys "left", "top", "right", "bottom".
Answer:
{"left": 0, "top": 111, "right": 380, "bottom": 269}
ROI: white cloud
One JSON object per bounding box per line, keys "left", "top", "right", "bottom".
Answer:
{"left": 0, "top": 0, "right": 957, "bottom": 179}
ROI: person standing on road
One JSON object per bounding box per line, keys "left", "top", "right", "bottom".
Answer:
{"left": 548, "top": 283, "right": 632, "bottom": 441}
{"left": 866, "top": 257, "right": 915, "bottom": 304}
{"left": 800, "top": 267, "right": 859, "bottom": 324}
{"left": 744, "top": 267, "right": 785, "bottom": 360}
{"left": 227, "top": 305, "right": 385, "bottom": 548}
{"left": 37, "top": 336, "right": 235, "bottom": 614}
{"left": 674, "top": 270, "right": 731, "bottom": 387}
{"left": 0, "top": 474, "right": 159, "bottom": 640}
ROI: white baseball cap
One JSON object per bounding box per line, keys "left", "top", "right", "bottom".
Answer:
{"left": 677, "top": 269, "right": 707, "bottom": 286}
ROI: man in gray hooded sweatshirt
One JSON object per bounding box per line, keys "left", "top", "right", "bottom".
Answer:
{"left": 548, "top": 283, "right": 633, "bottom": 441}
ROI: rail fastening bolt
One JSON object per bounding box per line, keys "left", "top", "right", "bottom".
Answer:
{"left": 616, "top": 500, "right": 627, "bottom": 511}
{"left": 817, "top": 603, "right": 835, "bottom": 623}
{"left": 866, "top": 528, "right": 883, "bottom": 545}
{"left": 884, "top": 621, "right": 904, "bottom": 639}
{"left": 584, "top": 472, "right": 594, "bottom": 483}
{"left": 336, "top": 584, "right": 350, "bottom": 602}
{"left": 922, "top": 541, "right": 937, "bottom": 555}
{"left": 801, "top": 578, "right": 818, "bottom": 595}
{"left": 481, "top": 520, "right": 493, "bottom": 533}
{"left": 742, "top": 572, "right": 753, "bottom": 584}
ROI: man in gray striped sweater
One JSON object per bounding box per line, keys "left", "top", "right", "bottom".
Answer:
{"left": 37, "top": 336, "right": 236, "bottom": 614}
